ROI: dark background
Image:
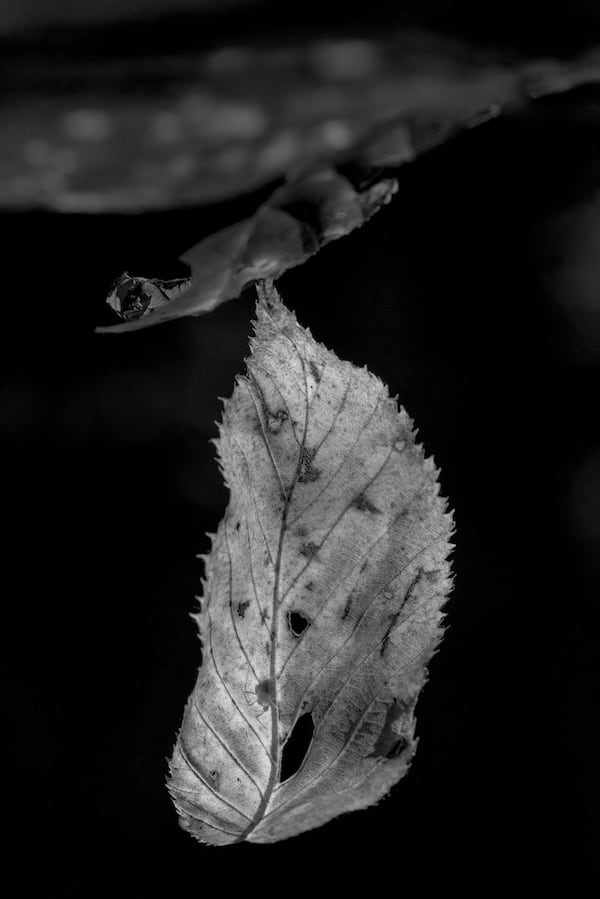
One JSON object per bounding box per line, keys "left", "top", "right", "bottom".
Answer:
{"left": 3, "top": 5, "right": 600, "bottom": 895}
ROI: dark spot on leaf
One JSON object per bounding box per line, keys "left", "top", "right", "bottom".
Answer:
{"left": 305, "top": 581, "right": 315, "bottom": 591}
{"left": 279, "top": 712, "right": 314, "bottom": 782}
{"left": 237, "top": 600, "right": 250, "bottom": 619}
{"left": 385, "top": 736, "right": 408, "bottom": 759}
{"left": 298, "top": 447, "right": 320, "bottom": 483}
{"left": 423, "top": 569, "right": 442, "bottom": 584}
{"left": 260, "top": 608, "right": 269, "bottom": 624}
{"left": 235, "top": 521, "right": 241, "bottom": 531}
{"left": 300, "top": 541, "right": 319, "bottom": 559}
{"left": 256, "top": 678, "right": 275, "bottom": 710}
{"left": 309, "top": 360, "right": 322, "bottom": 383}
{"left": 370, "top": 701, "right": 410, "bottom": 760}
{"left": 353, "top": 494, "right": 381, "bottom": 514}
{"left": 300, "top": 465, "right": 320, "bottom": 483}
{"left": 288, "top": 610, "right": 309, "bottom": 636}
{"left": 248, "top": 372, "right": 288, "bottom": 436}
{"left": 341, "top": 596, "right": 353, "bottom": 620}
{"left": 380, "top": 611, "right": 401, "bottom": 656}
{"left": 360, "top": 559, "right": 368, "bottom": 572}
{"left": 267, "top": 409, "right": 288, "bottom": 434}
{"left": 402, "top": 568, "right": 426, "bottom": 608}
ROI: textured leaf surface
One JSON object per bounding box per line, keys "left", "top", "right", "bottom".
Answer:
{"left": 168, "top": 282, "right": 453, "bottom": 844}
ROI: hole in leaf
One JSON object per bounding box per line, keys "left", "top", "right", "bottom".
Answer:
{"left": 279, "top": 712, "right": 314, "bottom": 782}
{"left": 289, "top": 610, "right": 309, "bottom": 636}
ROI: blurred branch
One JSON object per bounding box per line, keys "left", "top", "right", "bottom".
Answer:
{"left": 1, "top": 14, "right": 599, "bottom": 212}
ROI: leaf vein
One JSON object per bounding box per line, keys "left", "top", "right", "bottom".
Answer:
{"left": 278, "top": 439, "right": 394, "bottom": 611}
{"left": 177, "top": 739, "right": 253, "bottom": 823}
{"left": 242, "top": 377, "right": 287, "bottom": 501}
{"left": 288, "top": 381, "right": 377, "bottom": 527}
{"left": 192, "top": 695, "right": 264, "bottom": 799}
{"left": 225, "top": 525, "right": 262, "bottom": 683}
{"left": 248, "top": 360, "right": 302, "bottom": 447}
{"left": 230, "top": 435, "right": 275, "bottom": 565}
{"left": 207, "top": 613, "right": 272, "bottom": 760}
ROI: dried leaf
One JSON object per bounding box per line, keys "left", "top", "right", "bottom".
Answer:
{"left": 104, "top": 273, "right": 189, "bottom": 321}
{"left": 95, "top": 166, "right": 397, "bottom": 333}
{"left": 168, "top": 282, "right": 453, "bottom": 844}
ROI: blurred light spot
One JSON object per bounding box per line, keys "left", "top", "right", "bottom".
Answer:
{"left": 179, "top": 93, "right": 266, "bottom": 140}
{"left": 207, "top": 103, "right": 266, "bottom": 140}
{"left": 289, "top": 87, "right": 348, "bottom": 121}
{"left": 215, "top": 146, "right": 248, "bottom": 172}
{"left": 63, "top": 109, "right": 111, "bottom": 142}
{"left": 152, "top": 112, "right": 183, "bottom": 143}
{"left": 166, "top": 155, "right": 197, "bottom": 179}
{"left": 310, "top": 40, "right": 378, "bottom": 80}
{"left": 319, "top": 120, "right": 353, "bottom": 150}
{"left": 257, "top": 131, "right": 298, "bottom": 172}
{"left": 53, "top": 191, "right": 106, "bottom": 212}
{"left": 178, "top": 91, "right": 214, "bottom": 124}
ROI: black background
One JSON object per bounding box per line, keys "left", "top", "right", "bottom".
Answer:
{"left": 3, "top": 36, "right": 600, "bottom": 899}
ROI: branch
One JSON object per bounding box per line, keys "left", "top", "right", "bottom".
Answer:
{"left": 2, "top": 16, "right": 599, "bottom": 212}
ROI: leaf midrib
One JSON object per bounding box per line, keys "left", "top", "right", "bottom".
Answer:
{"left": 235, "top": 318, "right": 311, "bottom": 841}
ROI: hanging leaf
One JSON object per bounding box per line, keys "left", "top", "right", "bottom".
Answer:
{"left": 168, "top": 281, "right": 454, "bottom": 844}
{"left": 95, "top": 166, "right": 397, "bottom": 333}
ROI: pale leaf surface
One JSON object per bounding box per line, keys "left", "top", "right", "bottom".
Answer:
{"left": 168, "top": 281, "right": 453, "bottom": 844}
